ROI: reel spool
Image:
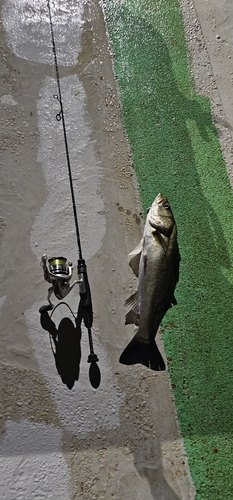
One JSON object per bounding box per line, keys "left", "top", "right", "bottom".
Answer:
{"left": 48, "top": 257, "right": 70, "bottom": 276}
{"left": 41, "top": 254, "right": 81, "bottom": 305}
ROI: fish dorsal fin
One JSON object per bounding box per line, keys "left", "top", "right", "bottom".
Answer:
{"left": 128, "top": 239, "right": 143, "bottom": 277}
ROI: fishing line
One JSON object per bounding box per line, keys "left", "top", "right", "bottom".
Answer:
{"left": 47, "top": 0, "right": 82, "bottom": 260}
{"left": 50, "top": 301, "right": 76, "bottom": 321}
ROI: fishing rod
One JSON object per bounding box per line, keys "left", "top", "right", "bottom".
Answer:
{"left": 41, "top": 0, "right": 99, "bottom": 365}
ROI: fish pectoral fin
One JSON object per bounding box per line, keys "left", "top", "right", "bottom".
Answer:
{"left": 142, "top": 237, "right": 148, "bottom": 273}
{"left": 124, "top": 291, "right": 139, "bottom": 312}
{"left": 125, "top": 309, "right": 139, "bottom": 325}
{"left": 128, "top": 239, "right": 143, "bottom": 277}
{"left": 143, "top": 253, "right": 147, "bottom": 274}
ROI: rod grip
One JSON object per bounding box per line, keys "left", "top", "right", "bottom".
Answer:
{"left": 77, "top": 259, "right": 93, "bottom": 328}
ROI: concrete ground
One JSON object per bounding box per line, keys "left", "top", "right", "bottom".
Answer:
{"left": 0, "top": 0, "right": 232, "bottom": 498}
{"left": 182, "top": 0, "right": 233, "bottom": 184}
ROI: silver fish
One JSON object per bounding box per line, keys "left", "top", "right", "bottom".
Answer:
{"left": 120, "top": 193, "right": 180, "bottom": 371}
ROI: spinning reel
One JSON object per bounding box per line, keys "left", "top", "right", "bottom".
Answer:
{"left": 40, "top": 253, "right": 99, "bottom": 369}
{"left": 41, "top": 254, "right": 85, "bottom": 306}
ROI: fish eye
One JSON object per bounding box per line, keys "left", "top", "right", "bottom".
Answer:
{"left": 164, "top": 202, "right": 170, "bottom": 209}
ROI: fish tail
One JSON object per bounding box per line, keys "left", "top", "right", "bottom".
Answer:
{"left": 119, "top": 335, "right": 166, "bottom": 371}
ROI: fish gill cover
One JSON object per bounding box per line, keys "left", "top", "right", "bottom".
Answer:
{"left": 103, "top": 0, "right": 233, "bottom": 498}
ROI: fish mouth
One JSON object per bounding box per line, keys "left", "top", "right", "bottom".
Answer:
{"left": 155, "top": 193, "right": 169, "bottom": 207}
{"left": 148, "top": 193, "right": 173, "bottom": 234}
{"left": 156, "top": 193, "right": 164, "bottom": 203}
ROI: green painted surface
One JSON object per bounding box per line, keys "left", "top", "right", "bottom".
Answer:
{"left": 104, "top": 1, "right": 233, "bottom": 498}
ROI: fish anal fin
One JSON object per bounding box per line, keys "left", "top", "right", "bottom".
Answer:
{"left": 125, "top": 310, "right": 139, "bottom": 325}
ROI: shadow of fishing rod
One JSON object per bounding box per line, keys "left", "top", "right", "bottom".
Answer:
{"left": 39, "top": 298, "right": 101, "bottom": 390}
{"left": 39, "top": 257, "right": 101, "bottom": 390}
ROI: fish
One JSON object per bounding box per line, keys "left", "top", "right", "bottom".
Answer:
{"left": 119, "top": 193, "right": 180, "bottom": 371}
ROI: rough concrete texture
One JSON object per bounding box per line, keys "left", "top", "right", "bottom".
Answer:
{"left": 0, "top": 1, "right": 194, "bottom": 499}
{"left": 192, "top": 0, "right": 233, "bottom": 142}
{"left": 182, "top": 0, "right": 233, "bottom": 185}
